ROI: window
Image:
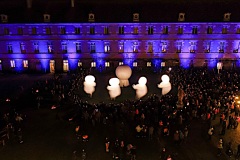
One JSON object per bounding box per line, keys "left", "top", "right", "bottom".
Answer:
{"left": 204, "top": 42, "right": 211, "bottom": 53}
{"left": 32, "top": 27, "right": 37, "bottom": 35}
{"left": 219, "top": 42, "right": 224, "bottom": 53}
{"left": 233, "top": 42, "right": 240, "bottom": 53}
{"left": 161, "top": 42, "right": 167, "bottom": 53}
{"left": 10, "top": 60, "right": 15, "bottom": 68}
{"left": 91, "top": 62, "right": 96, "bottom": 67}
{"left": 147, "top": 62, "right": 151, "bottom": 67}
{"left": 90, "top": 43, "right": 96, "bottom": 53}
{"left": 34, "top": 42, "right": 39, "bottom": 53}
{"left": 161, "top": 62, "right": 166, "bottom": 67}
{"left": 46, "top": 27, "right": 51, "bottom": 35}
{"left": 119, "top": 42, "right": 124, "bottom": 53}
{"left": 20, "top": 43, "right": 26, "bottom": 53}
{"left": 78, "top": 61, "right": 82, "bottom": 67}
{"left": 76, "top": 42, "right": 81, "bottom": 53}
{"left": 222, "top": 27, "right": 227, "bottom": 34}
{"left": 192, "top": 26, "right": 198, "bottom": 34}
{"left": 104, "top": 42, "right": 110, "bottom": 53}
{"left": 4, "top": 27, "right": 9, "bottom": 35}
{"left": 190, "top": 42, "right": 196, "bottom": 53}
{"left": 105, "top": 62, "right": 110, "bottom": 67}
{"left": 237, "top": 27, "right": 240, "bottom": 34}
{"left": 7, "top": 44, "right": 13, "bottom": 53}
{"left": 119, "top": 26, "right": 124, "bottom": 34}
{"left": 176, "top": 42, "right": 182, "bottom": 53}
{"left": 18, "top": 27, "right": 23, "bottom": 35}
{"left": 75, "top": 27, "right": 80, "bottom": 34}
{"left": 133, "top": 62, "right": 137, "bottom": 67}
{"left": 147, "top": 42, "right": 153, "bottom": 53}
{"left": 90, "top": 26, "right": 95, "bottom": 35}
{"left": 207, "top": 26, "right": 213, "bottom": 34}
{"left": 148, "top": 26, "right": 153, "bottom": 35}
{"left": 163, "top": 26, "right": 168, "bottom": 34}
{"left": 177, "top": 26, "right": 183, "bottom": 34}
{"left": 119, "top": 62, "right": 123, "bottom": 66}
{"left": 133, "top": 42, "right": 138, "bottom": 53}
{"left": 48, "top": 42, "right": 53, "bottom": 53}
{"left": 133, "top": 27, "right": 138, "bottom": 35}
{"left": 104, "top": 26, "right": 109, "bottom": 35}
{"left": 62, "top": 42, "right": 67, "bottom": 53}
{"left": 60, "top": 27, "right": 66, "bottom": 34}
{"left": 63, "top": 60, "right": 69, "bottom": 72}
{"left": 23, "top": 60, "right": 28, "bottom": 68}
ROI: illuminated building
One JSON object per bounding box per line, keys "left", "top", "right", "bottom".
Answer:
{"left": 0, "top": 1, "right": 240, "bottom": 73}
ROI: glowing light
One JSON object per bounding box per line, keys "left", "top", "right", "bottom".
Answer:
{"left": 107, "top": 78, "right": 121, "bottom": 100}
{"left": 115, "top": 65, "right": 132, "bottom": 87}
{"left": 83, "top": 75, "right": 96, "bottom": 97}
{"left": 133, "top": 76, "right": 148, "bottom": 99}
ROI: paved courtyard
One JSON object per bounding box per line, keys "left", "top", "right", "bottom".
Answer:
{"left": 0, "top": 72, "right": 239, "bottom": 160}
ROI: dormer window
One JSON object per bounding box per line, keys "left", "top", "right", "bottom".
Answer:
{"left": 222, "top": 26, "right": 228, "bottom": 34}
{"left": 60, "top": 27, "right": 66, "bottom": 34}
{"left": 75, "top": 27, "right": 80, "bottom": 34}
{"left": 163, "top": 26, "right": 168, "bottom": 34}
{"left": 133, "top": 27, "right": 138, "bottom": 35}
{"left": 90, "top": 26, "right": 95, "bottom": 35}
{"left": 177, "top": 26, "right": 183, "bottom": 34}
{"left": 192, "top": 26, "right": 198, "bottom": 34}
{"left": 46, "top": 27, "right": 51, "bottom": 35}
{"left": 207, "top": 26, "right": 213, "bottom": 34}
{"left": 119, "top": 26, "right": 124, "bottom": 34}
{"left": 104, "top": 26, "right": 109, "bottom": 35}
{"left": 18, "top": 27, "right": 23, "bottom": 35}
{"left": 148, "top": 26, "right": 154, "bottom": 35}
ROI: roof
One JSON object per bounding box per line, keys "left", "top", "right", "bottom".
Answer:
{"left": 0, "top": 0, "right": 240, "bottom": 23}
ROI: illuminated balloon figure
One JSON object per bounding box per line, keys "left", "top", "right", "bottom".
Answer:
{"left": 115, "top": 65, "right": 132, "bottom": 87}
{"left": 107, "top": 78, "right": 121, "bottom": 100}
{"left": 158, "top": 74, "right": 171, "bottom": 95}
{"left": 83, "top": 75, "right": 96, "bottom": 97}
{"left": 132, "top": 77, "right": 148, "bottom": 99}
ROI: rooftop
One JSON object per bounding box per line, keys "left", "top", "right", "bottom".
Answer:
{"left": 1, "top": 0, "right": 240, "bottom": 23}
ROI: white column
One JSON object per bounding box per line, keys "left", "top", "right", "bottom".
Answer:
{"left": 71, "top": 0, "right": 75, "bottom": 8}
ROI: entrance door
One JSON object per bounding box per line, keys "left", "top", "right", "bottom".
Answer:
{"left": 50, "top": 60, "right": 55, "bottom": 73}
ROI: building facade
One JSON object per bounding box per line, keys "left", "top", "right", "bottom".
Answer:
{"left": 0, "top": 22, "right": 240, "bottom": 73}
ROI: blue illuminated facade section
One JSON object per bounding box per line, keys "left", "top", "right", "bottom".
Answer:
{"left": 1, "top": 22, "right": 240, "bottom": 73}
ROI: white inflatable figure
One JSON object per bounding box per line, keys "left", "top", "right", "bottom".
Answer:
{"left": 107, "top": 78, "right": 121, "bottom": 100}
{"left": 115, "top": 65, "right": 132, "bottom": 87}
{"left": 132, "top": 77, "right": 148, "bottom": 99}
{"left": 158, "top": 74, "right": 172, "bottom": 95}
{"left": 83, "top": 75, "right": 96, "bottom": 97}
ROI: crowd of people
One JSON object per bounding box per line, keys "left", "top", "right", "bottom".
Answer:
{"left": 1, "top": 66, "right": 240, "bottom": 159}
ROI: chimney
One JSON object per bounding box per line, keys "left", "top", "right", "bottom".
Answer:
{"left": 26, "top": 0, "right": 32, "bottom": 9}
{"left": 223, "top": 13, "right": 231, "bottom": 21}
{"left": 71, "top": 0, "right": 75, "bottom": 8}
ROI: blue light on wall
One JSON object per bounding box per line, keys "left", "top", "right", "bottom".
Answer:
{"left": 68, "top": 59, "right": 78, "bottom": 71}
{"left": 123, "top": 53, "right": 136, "bottom": 67}
{"left": 15, "top": 59, "right": 23, "bottom": 72}
{"left": 179, "top": 53, "right": 194, "bottom": 69}
{"left": 41, "top": 59, "right": 49, "bottom": 72}
{"left": 152, "top": 59, "right": 162, "bottom": 71}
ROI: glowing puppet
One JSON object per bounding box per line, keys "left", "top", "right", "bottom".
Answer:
{"left": 115, "top": 65, "right": 132, "bottom": 87}
{"left": 107, "top": 78, "right": 121, "bottom": 100}
{"left": 132, "top": 77, "right": 148, "bottom": 99}
{"left": 83, "top": 75, "right": 96, "bottom": 97}
{"left": 158, "top": 74, "right": 171, "bottom": 95}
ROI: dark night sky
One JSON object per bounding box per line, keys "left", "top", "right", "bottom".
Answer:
{"left": 0, "top": 0, "right": 239, "bottom": 22}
